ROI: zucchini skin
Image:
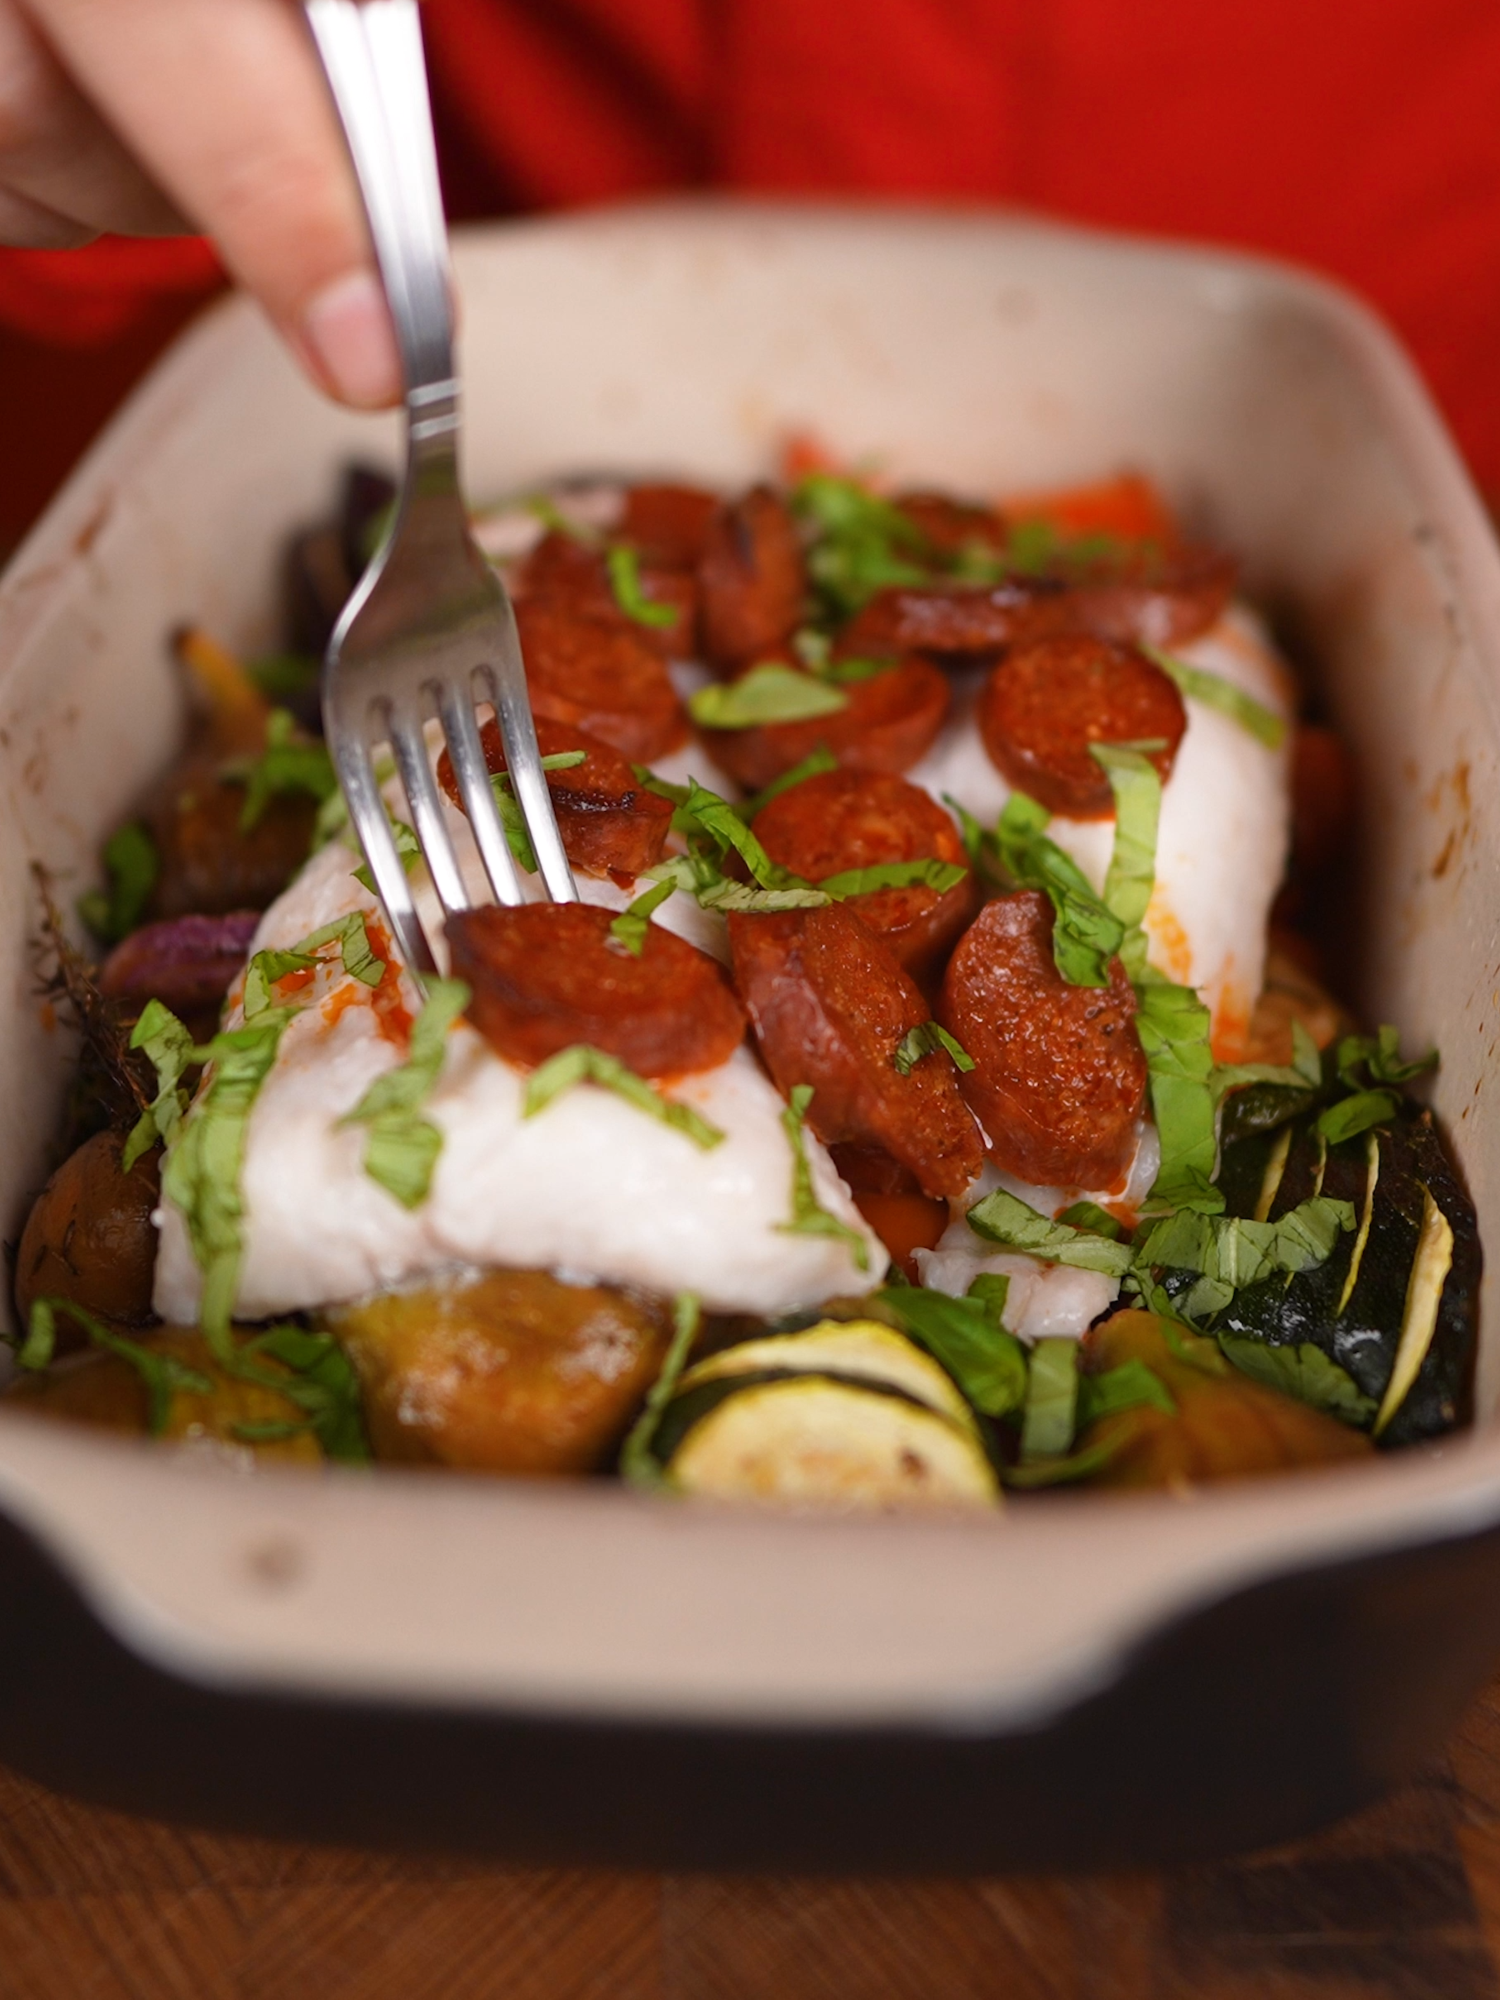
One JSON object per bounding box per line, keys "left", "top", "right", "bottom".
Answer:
{"left": 1212, "top": 1106, "right": 1480, "bottom": 1447}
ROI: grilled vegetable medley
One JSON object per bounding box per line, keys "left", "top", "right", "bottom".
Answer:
{"left": 10, "top": 459, "right": 1479, "bottom": 1504}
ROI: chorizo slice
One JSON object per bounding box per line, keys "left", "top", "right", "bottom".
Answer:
{"left": 518, "top": 529, "right": 696, "bottom": 660}
{"left": 437, "top": 717, "right": 672, "bottom": 883}
{"left": 977, "top": 635, "right": 1187, "bottom": 818}
{"left": 892, "top": 491, "right": 1008, "bottom": 558}
{"left": 698, "top": 484, "right": 806, "bottom": 668}
{"left": 618, "top": 482, "right": 720, "bottom": 568}
{"left": 840, "top": 545, "right": 1235, "bottom": 660}
{"left": 938, "top": 891, "right": 1146, "bottom": 1190}
{"left": 516, "top": 600, "right": 687, "bottom": 763}
{"left": 700, "top": 657, "right": 950, "bottom": 793}
{"left": 726, "top": 903, "right": 984, "bottom": 1200}
{"left": 751, "top": 769, "right": 975, "bottom": 976}
{"left": 449, "top": 902, "right": 744, "bottom": 1079}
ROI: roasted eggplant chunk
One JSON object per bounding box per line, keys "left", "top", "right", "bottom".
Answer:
{"left": 327, "top": 1269, "right": 672, "bottom": 1474}
{"left": 1209, "top": 1105, "right": 1479, "bottom": 1448}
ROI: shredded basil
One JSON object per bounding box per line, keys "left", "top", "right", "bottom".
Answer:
{"left": 1338, "top": 1023, "right": 1438, "bottom": 1090}
{"left": 352, "top": 810, "right": 421, "bottom": 895}
{"left": 609, "top": 878, "right": 677, "bottom": 956}
{"left": 229, "top": 708, "right": 339, "bottom": 832}
{"left": 78, "top": 822, "right": 158, "bottom": 945}
{"left": 1002, "top": 1433, "right": 1129, "bottom": 1488}
{"left": 995, "top": 791, "right": 1125, "bottom": 987}
{"left": 1211, "top": 1020, "right": 1323, "bottom": 1106}
{"left": 1076, "top": 1356, "right": 1176, "bottom": 1427}
{"left": 739, "top": 746, "right": 840, "bottom": 819}
{"left": 240, "top": 1323, "right": 371, "bottom": 1462}
{"left": 1317, "top": 1088, "right": 1400, "bottom": 1144}
{"left": 1145, "top": 647, "right": 1286, "bottom": 751}
{"left": 1056, "top": 1199, "right": 1125, "bottom": 1241}
{"left": 793, "top": 473, "right": 932, "bottom": 616}
{"left": 607, "top": 544, "right": 676, "bottom": 629}
{"left": 619, "top": 1292, "right": 703, "bottom": 1490}
{"left": 873, "top": 1283, "right": 1026, "bottom": 1417}
{"left": 777, "top": 1084, "right": 870, "bottom": 1270}
{"left": 241, "top": 911, "right": 381, "bottom": 1019}
{"left": 1020, "top": 1337, "right": 1080, "bottom": 1460}
{"left": 966, "top": 1188, "right": 1135, "bottom": 1275}
{"left": 20, "top": 1298, "right": 214, "bottom": 1435}
{"left": 342, "top": 977, "right": 469, "bottom": 1206}
{"left": 689, "top": 664, "right": 848, "bottom": 730}
{"left": 1217, "top": 1333, "right": 1376, "bottom": 1427}
{"left": 1091, "top": 743, "right": 1161, "bottom": 976}
{"left": 123, "top": 999, "right": 196, "bottom": 1171}
{"left": 892, "top": 1021, "right": 974, "bottom": 1077}
{"left": 1135, "top": 973, "right": 1222, "bottom": 1216}
{"left": 967, "top": 1273, "right": 1011, "bottom": 1318}
{"left": 524, "top": 1043, "right": 725, "bottom": 1150}
{"left": 162, "top": 1011, "right": 297, "bottom": 1358}
{"left": 818, "top": 858, "right": 968, "bottom": 900}
{"left": 1135, "top": 1195, "right": 1356, "bottom": 1323}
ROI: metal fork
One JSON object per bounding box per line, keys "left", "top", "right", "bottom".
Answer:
{"left": 305, "top": 0, "right": 576, "bottom": 979}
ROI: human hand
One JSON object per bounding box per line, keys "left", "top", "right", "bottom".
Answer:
{"left": 1, "top": 0, "right": 400, "bottom": 406}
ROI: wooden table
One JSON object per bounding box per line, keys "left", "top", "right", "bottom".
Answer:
{"left": 4, "top": 1677, "right": 1500, "bottom": 2000}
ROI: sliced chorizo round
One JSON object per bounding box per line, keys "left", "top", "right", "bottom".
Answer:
{"left": 449, "top": 902, "right": 745, "bottom": 1080}
{"left": 437, "top": 716, "right": 672, "bottom": 883}
{"left": 516, "top": 600, "right": 687, "bottom": 763}
{"left": 518, "top": 529, "right": 696, "bottom": 660}
{"left": 697, "top": 484, "right": 806, "bottom": 668}
{"left": 726, "top": 902, "right": 984, "bottom": 1200}
{"left": 618, "top": 483, "right": 720, "bottom": 568}
{"left": 938, "top": 890, "right": 1147, "bottom": 1191}
{"left": 751, "top": 768, "right": 975, "bottom": 977}
{"left": 699, "top": 657, "right": 949, "bottom": 793}
{"left": 977, "top": 635, "right": 1187, "bottom": 818}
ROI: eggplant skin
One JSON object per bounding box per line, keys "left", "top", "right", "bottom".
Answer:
{"left": 1213, "top": 1107, "right": 1480, "bottom": 1448}
{"left": 327, "top": 1269, "right": 672, "bottom": 1475}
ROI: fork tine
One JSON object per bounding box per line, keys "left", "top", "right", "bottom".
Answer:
{"left": 437, "top": 678, "right": 525, "bottom": 906}
{"left": 385, "top": 699, "right": 471, "bottom": 915}
{"left": 331, "top": 722, "right": 437, "bottom": 977}
{"left": 477, "top": 608, "right": 577, "bottom": 903}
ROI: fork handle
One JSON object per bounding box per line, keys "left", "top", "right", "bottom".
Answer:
{"left": 305, "top": 0, "right": 458, "bottom": 446}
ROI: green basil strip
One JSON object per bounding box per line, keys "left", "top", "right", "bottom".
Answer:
{"left": 892, "top": 1021, "right": 975, "bottom": 1077}
{"left": 342, "top": 977, "right": 470, "bottom": 1206}
{"left": 123, "top": 998, "right": 197, "bottom": 1171}
{"left": 793, "top": 474, "right": 933, "bottom": 616}
{"left": 873, "top": 1284, "right": 1027, "bottom": 1417}
{"left": 21, "top": 1298, "right": 214, "bottom": 1435}
{"left": 1217, "top": 1333, "right": 1376, "bottom": 1428}
{"left": 1136, "top": 1195, "right": 1356, "bottom": 1324}
{"left": 243, "top": 1323, "right": 371, "bottom": 1462}
{"left": 161, "top": 1010, "right": 297, "bottom": 1360}
{"left": 1020, "top": 1337, "right": 1080, "bottom": 1461}
{"left": 1135, "top": 972, "right": 1223, "bottom": 1216}
{"left": 242, "top": 911, "right": 383, "bottom": 1020}
{"left": 689, "top": 664, "right": 848, "bottom": 730}
{"left": 776, "top": 1084, "right": 870, "bottom": 1270}
{"left": 1003, "top": 1432, "right": 1129, "bottom": 1488}
{"left": 231, "top": 708, "right": 339, "bottom": 832}
{"left": 1336, "top": 1023, "right": 1439, "bottom": 1090}
{"left": 607, "top": 544, "right": 677, "bottom": 629}
{"left": 77, "top": 821, "right": 159, "bottom": 946}
{"left": 995, "top": 791, "right": 1124, "bottom": 987}
{"left": 966, "top": 1188, "right": 1135, "bottom": 1275}
{"left": 1075, "top": 1356, "right": 1176, "bottom": 1427}
{"left": 1145, "top": 648, "right": 1287, "bottom": 751}
{"left": 1091, "top": 743, "right": 1162, "bottom": 978}
{"left": 1211, "top": 1019, "right": 1323, "bottom": 1105}
{"left": 523, "top": 1043, "right": 725, "bottom": 1151}
{"left": 609, "top": 878, "right": 677, "bottom": 956}
{"left": 619, "top": 1292, "right": 703, "bottom": 1490}
{"left": 1055, "top": 1199, "right": 1125, "bottom": 1241}
{"left": 353, "top": 811, "right": 421, "bottom": 895}
{"left": 739, "top": 746, "right": 840, "bottom": 820}
{"left": 818, "top": 858, "right": 968, "bottom": 900}
{"left": 1316, "top": 1088, "right": 1401, "bottom": 1145}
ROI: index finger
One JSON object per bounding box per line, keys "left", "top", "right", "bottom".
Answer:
{"left": 23, "top": 0, "right": 400, "bottom": 406}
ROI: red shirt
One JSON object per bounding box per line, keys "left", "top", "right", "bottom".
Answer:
{"left": 5, "top": 0, "right": 1500, "bottom": 511}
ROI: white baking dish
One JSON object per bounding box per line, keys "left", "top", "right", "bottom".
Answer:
{"left": 0, "top": 202, "right": 1497, "bottom": 1864}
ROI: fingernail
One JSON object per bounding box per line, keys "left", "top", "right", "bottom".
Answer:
{"left": 300, "top": 268, "right": 402, "bottom": 408}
